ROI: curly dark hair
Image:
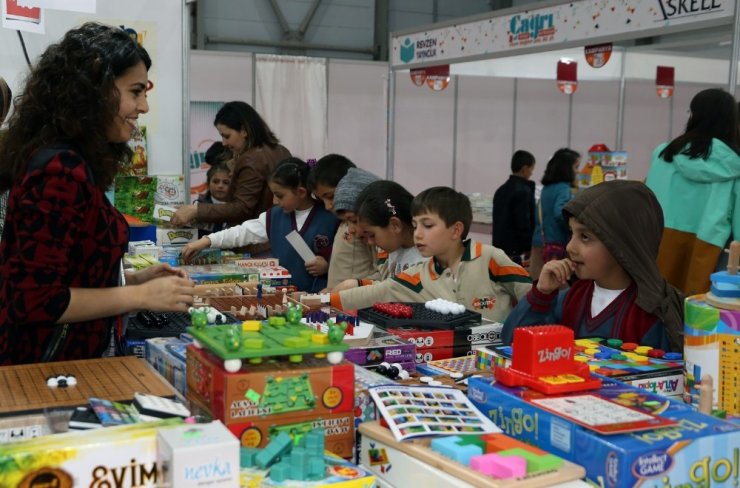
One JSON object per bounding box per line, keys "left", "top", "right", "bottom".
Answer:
{"left": 0, "top": 22, "right": 151, "bottom": 191}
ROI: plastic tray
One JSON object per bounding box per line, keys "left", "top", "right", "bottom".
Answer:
{"left": 357, "top": 302, "right": 481, "bottom": 330}
{"left": 126, "top": 311, "right": 239, "bottom": 339}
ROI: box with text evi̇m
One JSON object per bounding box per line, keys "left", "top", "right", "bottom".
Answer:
{"left": 467, "top": 375, "right": 740, "bottom": 488}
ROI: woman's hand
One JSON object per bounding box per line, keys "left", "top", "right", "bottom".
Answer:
{"left": 133, "top": 276, "right": 196, "bottom": 312}
{"left": 171, "top": 204, "right": 198, "bottom": 227}
{"left": 126, "top": 263, "right": 187, "bottom": 286}
{"left": 305, "top": 256, "right": 329, "bottom": 277}
{"left": 181, "top": 237, "right": 211, "bottom": 263}
{"left": 537, "top": 258, "right": 575, "bottom": 294}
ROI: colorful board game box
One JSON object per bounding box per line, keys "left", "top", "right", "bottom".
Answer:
{"left": 180, "top": 264, "right": 260, "bottom": 285}
{"left": 684, "top": 294, "right": 739, "bottom": 417}
{"left": 389, "top": 320, "right": 503, "bottom": 350}
{"left": 0, "top": 419, "right": 182, "bottom": 488}
{"left": 467, "top": 375, "right": 740, "bottom": 488}
{"left": 345, "top": 334, "right": 416, "bottom": 367}
{"left": 145, "top": 336, "right": 188, "bottom": 397}
{"left": 186, "top": 345, "right": 354, "bottom": 425}
{"left": 239, "top": 452, "right": 375, "bottom": 487}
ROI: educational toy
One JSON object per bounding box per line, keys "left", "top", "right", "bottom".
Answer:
{"left": 179, "top": 264, "right": 259, "bottom": 285}
{"left": 359, "top": 421, "right": 585, "bottom": 487}
{"left": 468, "top": 375, "right": 740, "bottom": 488}
{"left": 495, "top": 326, "right": 602, "bottom": 394}
{"left": 0, "top": 356, "right": 178, "bottom": 416}
{"left": 415, "top": 355, "right": 478, "bottom": 376}
{"left": 187, "top": 305, "right": 349, "bottom": 372}
{"left": 144, "top": 336, "right": 188, "bottom": 397}
{"left": 186, "top": 346, "right": 354, "bottom": 425}
{"left": 684, "top": 294, "right": 740, "bottom": 417}
{"left": 485, "top": 337, "right": 685, "bottom": 397}
{"left": 238, "top": 451, "right": 375, "bottom": 487}
{"left": 204, "top": 294, "right": 307, "bottom": 320}
{"left": 127, "top": 310, "right": 239, "bottom": 339}
{"left": 358, "top": 302, "right": 481, "bottom": 330}
{"left": 389, "top": 320, "right": 503, "bottom": 349}
{"left": 157, "top": 421, "right": 239, "bottom": 488}
{"left": 0, "top": 418, "right": 182, "bottom": 488}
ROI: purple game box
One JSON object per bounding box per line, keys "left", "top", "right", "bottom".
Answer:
{"left": 345, "top": 334, "right": 416, "bottom": 367}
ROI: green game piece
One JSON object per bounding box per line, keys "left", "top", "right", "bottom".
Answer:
{"left": 455, "top": 435, "right": 486, "bottom": 451}
{"left": 269, "top": 316, "right": 286, "bottom": 326}
{"left": 240, "top": 447, "right": 260, "bottom": 468}
{"left": 606, "top": 338, "right": 623, "bottom": 348}
{"left": 248, "top": 358, "right": 263, "bottom": 364}
{"left": 242, "top": 338, "right": 264, "bottom": 349}
{"left": 611, "top": 354, "right": 628, "bottom": 361}
{"left": 289, "top": 354, "right": 303, "bottom": 363}
{"left": 245, "top": 389, "right": 261, "bottom": 403}
{"left": 498, "top": 448, "right": 563, "bottom": 474}
{"left": 284, "top": 336, "right": 309, "bottom": 348}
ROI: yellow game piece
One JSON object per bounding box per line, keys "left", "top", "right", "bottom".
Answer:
{"left": 574, "top": 355, "right": 589, "bottom": 363}
{"left": 311, "top": 333, "right": 329, "bottom": 345}
{"left": 276, "top": 377, "right": 283, "bottom": 383}
{"left": 635, "top": 346, "right": 653, "bottom": 355}
{"left": 540, "top": 375, "right": 568, "bottom": 384}
{"left": 575, "top": 339, "right": 596, "bottom": 347}
{"left": 584, "top": 348, "right": 600, "bottom": 356}
{"left": 560, "top": 374, "right": 585, "bottom": 383}
{"left": 632, "top": 355, "right": 649, "bottom": 364}
{"left": 589, "top": 365, "right": 600, "bottom": 372}
{"left": 241, "top": 320, "right": 261, "bottom": 332}
{"left": 620, "top": 392, "right": 638, "bottom": 399}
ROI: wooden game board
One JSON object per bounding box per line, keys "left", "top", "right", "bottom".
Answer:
{"left": 204, "top": 295, "right": 307, "bottom": 319}
{"left": 359, "top": 421, "right": 585, "bottom": 488}
{"left": 0, "top": 356, "right": 177, "bottom": 415}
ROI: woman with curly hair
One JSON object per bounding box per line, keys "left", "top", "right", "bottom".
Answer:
{"left": 0, "top": 23, "right": 195, "bottom": 365}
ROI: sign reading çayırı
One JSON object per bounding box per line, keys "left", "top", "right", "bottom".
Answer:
{"left": 391, "top": 0, "right": 735, "bottom": 67}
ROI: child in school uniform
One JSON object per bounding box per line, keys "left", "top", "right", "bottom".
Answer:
{"left": 331, "top": 187, "right": 532, "bottom": 323}
{"left": 182, "top": 158, "right": 339, "bottom": 292}
{"left": 333, "top": 180, "right": 424, "bottom": 291}
{"left": 502, "top": 180, "right": 684, "bottom": 351}
{"left": 195, "top": 161, "right": 231, "bottom": 237}
{"left": 308, "top": 154, "right": 380, "bottom": 287}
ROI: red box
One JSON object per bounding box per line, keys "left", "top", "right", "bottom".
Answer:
{"left": 186, "top": 345, "right": 354, "bottom": 424}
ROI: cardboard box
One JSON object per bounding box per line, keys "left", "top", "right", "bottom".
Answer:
{"left": 389, "top": 320, "right": 503, "bottom": 350}
{"left": 467, "top": 375, "right": 740, "bottom": 487}
{"left": 145, "top": 337, "right": 188, "bottom": 397}
{"left": 0, "top": 419, "right": 182, "bottom": 487}
{"left": 157, "top": 420, "right": 239, "bottom": 487}
{"left": 345, "top": 334, "right": 416, "bottom": 367}
{"left": 224, "top": 412, "right": 355, "bottom": 460}
{"left": 180, "top": 264, "right": 259, "bottom": 285}
{"left": 156, "top": 227, "right": 198, "bottom": 246}
{"left": 186, "top": 345, "right": 354, "bottom": 424}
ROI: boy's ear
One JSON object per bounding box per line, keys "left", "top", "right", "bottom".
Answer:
{"left": 450, "top": 221, "right": 465, "bottom": 240}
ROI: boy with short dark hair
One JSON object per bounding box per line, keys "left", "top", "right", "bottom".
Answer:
{"left": 331, "top": 187, "right": 532, "bottom": 322}
{"left": 492, "top": 150, "right": 536, "bottom": 264}
{"left": 308, "top": 154, "right": 379, "bottom": 288}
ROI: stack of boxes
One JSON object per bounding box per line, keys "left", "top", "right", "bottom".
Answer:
{"left": 186, "top": 345, "right": 356, "bottom": 458}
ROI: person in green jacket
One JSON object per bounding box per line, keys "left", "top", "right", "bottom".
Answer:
{"left": 646, "top": 88, "right": 740, "bottom": 296}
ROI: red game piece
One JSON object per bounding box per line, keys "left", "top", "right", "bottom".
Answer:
{"left": 372, "top": 302, "right": 413, "bottom": 319}
{"left": 647, "top": 349, "right": 665, "bottom": 359}
{"left": 621, "top": 342, "right": 638, "bottom": 352}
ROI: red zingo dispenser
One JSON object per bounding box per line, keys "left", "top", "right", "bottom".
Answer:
{"left": 494, "top": 325, "right": 602, "bottom": 394}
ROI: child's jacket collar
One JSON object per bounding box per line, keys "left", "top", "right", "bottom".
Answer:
{"left": 429, "top": 240, "right": 481, "bottom": 279}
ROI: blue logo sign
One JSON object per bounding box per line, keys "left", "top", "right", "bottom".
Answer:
{"left": 400, "top": 38, "right": 414, "bottom": 63}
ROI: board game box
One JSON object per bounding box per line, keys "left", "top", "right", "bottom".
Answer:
{"left": 467, "top": 375, "right": 740, "bottom": 488}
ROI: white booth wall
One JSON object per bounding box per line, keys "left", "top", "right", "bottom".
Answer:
{"left": 191, "top": 50, "right": 725, "bottom": 197}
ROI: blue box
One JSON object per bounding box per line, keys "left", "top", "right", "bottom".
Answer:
{"left": 467, "top": 375, "right": 740, "bottom": 488}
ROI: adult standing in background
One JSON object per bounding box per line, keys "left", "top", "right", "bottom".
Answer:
{"left": 492, "top": 150, "right": 536, "bottom": 265}
{"left": 529, "top": 148, "right": 580, "bottom": 280}
{"left": 646, "top": 88, "right": 740, "bottom": 296}
{"left": 0, "top": 23, "right": 195, "bottom": 365}
{"left": 172, "top": 101, "right": 291, "bottom": 229}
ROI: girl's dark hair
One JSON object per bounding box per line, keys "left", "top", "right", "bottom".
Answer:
{"left": 206, "top": 162, "right": 229, "bottom": 183}
{"left": 541, "top": 148, "right": 580, "bottom": 185}
{"left": 214, "top": 101, "right": 279, "bottom": 151}
{"left": 660, "top": 88, "right": 740, "bottom": 161}
{"left": 356, "top": 180, "right": 414, "bottom": 228}
{"left": 0, "top": 22, "right": 151, "bottom": 191}
{"left": 204, "top": 141, "right": 227, "bottom": 165}
{"left": 270, "top": 157, "right": 310, "bottom": 191}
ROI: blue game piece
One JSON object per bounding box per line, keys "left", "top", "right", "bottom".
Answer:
{"left": 663, "top": 352, "right": 682, "bottom": 361}
{"left": 595, "top": 352, "right": 612, "bottom": 360}
{"left": 431, "top": 436, "right": 482, "bottom": 465}
{"left": 501, "top": 346, "right": 513, "bottom": 355}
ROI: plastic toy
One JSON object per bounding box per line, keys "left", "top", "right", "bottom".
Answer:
{"left": 187, "top": 307, "right": 349, "bottom": 372}
{"left": 705, "top": 240, "right": 740, "bottom": 310}
{"left": 326, "top": 320, "right": 347, "bottom": 344}
{"left": 241, "top": 428, "right": 327, "bottom": 482}
{"left": 358, "top": 302, "right": 482, "bottom": 330}
{"left": 495, "top": 325, "right": 602, "bottom": 394}
{"left": 191, "top": 309, "right": 208, "bottom": 329}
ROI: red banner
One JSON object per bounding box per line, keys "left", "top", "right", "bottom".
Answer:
{"left": 557, "top": 59, "right": 577, "bottom": 94}
{"left": 656, "top": 66, "right": 675, "bottom": 98}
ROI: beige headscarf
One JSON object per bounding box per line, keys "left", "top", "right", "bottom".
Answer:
{"left": 0, "top": 77, "right": 10, "bottom": 125}
{"left": 563, "top": 180, "right": 684, "bottom": 351}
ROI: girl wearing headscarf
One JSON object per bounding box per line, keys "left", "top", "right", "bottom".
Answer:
{"left": 502, "top": 180, "right": 684, "bottom": 352}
